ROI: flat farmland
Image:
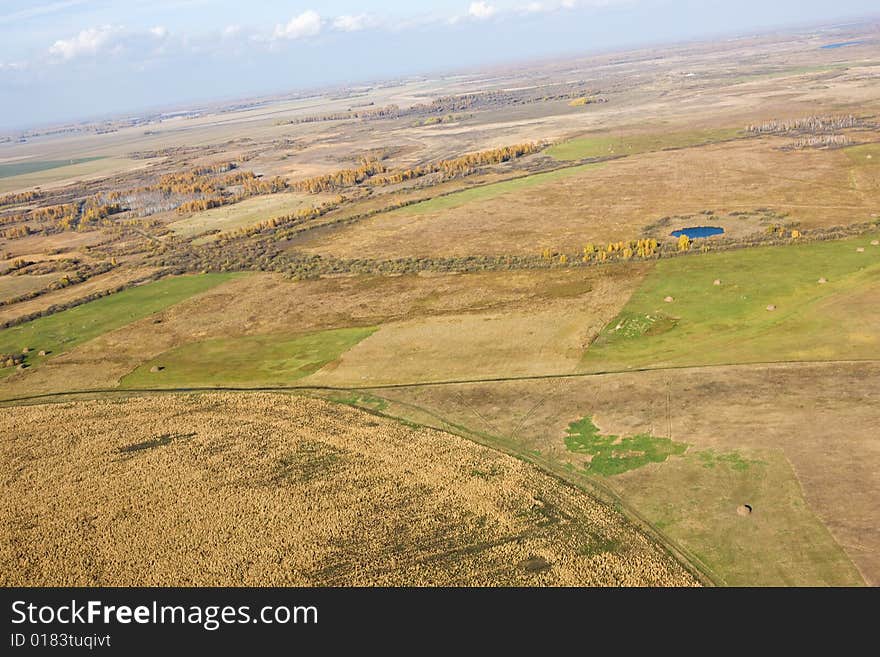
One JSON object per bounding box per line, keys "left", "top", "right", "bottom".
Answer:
{"left": 374, "top": 360, "right": 878, "bottom": 585}
{"left": 1, "top": 266, "right": 646, "bottom": 397}
{"left": 170, "top": 192, "right": 333, "bottom": 239}
{"left": 584, "top": 232, "right": 880, "bottom": 372}
{"left": 297, "top": 136, "right": 880, "bottom": 259}
{"left": 0, "top": 393, "right": 699, "bottom": 586}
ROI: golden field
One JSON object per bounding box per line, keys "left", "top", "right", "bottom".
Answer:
{"left": 0, "top": 393, "right": 699, "bottom": 586}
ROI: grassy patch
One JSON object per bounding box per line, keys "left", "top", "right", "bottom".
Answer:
{"left": 546, "top": 128, "right": 741, "bottom": 161}
{"left": 169, "top": 192, "right": 322, "bottom": 240}
{"left": 392, "top": 163, "right": 603, "bottom": 215}
{"left": 620, "top": 448, "right": 865, "bottom": 586}
{"left": 121, "top": 326, "right": 377, "bottom": 388}
{"left": 843, "top": 142, "right": 880, "bottom": 167}
{"left": 326, "top": 391, "right": 389, "bottom": 412}
{"left": 564, "top": 416, "right": 687, "bottom": 476}
{"left": 0, "top": 274, "right": 238, "bottom": 380}
{"left": 695, "top": 449, "right": 764, "bottom": 472}
{"left": 0, "top": 157, "right": 104, "bottom": 179}
{"left": 584, "top": 232, "right": 880, "bottom": 371}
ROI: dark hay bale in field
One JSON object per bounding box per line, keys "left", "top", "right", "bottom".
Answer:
{"left": 737, "top": 504, "right": 753, "bottom": 516}
{"left": 518, "top": 556, "right": 551, "bottom": 573}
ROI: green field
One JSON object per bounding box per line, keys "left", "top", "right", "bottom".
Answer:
{"left": 392, "top": 163, "right": 603, "bottom": 215}
{"left": 0, "top": 274, "right": 238, "bottom": 379}
{"left": 546, "top": 128, "right": 741, "bottom": 161}
{"left": 618, "top": 447, "right": 865, "bottom": 586}
{"left": 583, "top": 233, "right": 880, "bottom": 371}
{"left": 121, "top": 326, "right": 377, "bottom": 388}
{"left": 0, "top": 157, "right": 104, "bottom": 179}
{"left": 843, "top": 142, "right": 880, "bottom": 167}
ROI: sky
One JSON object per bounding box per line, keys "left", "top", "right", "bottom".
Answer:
{"left": 0, "top": 0, "right": 877, "bottom": 129}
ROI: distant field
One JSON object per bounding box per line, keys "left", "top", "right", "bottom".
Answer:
{"left": 392, "top": 163, "right": 602, "bottom": 215}
{"left": 122, "top": 326, "right": 376, "bottom": 388}
{"left": 0, "top": 274, "right": 237, "bottom": 380}
{"left": 546, "top": 128, "right": 742, "bottom": 161}
{"left": 0, "top": 157, "right": 149, "bottom": 194}
{"left": 170, "top": 192, "right": 326, "bottom": 239}
{"left": 584, "top": 233, "right": 880, "bottom": 372}
{"left": 0, "top": 273, "right": 57, "bottom": 301}
{"left": 301, "top": 137, "right": 880, "bottom": 259}
{"left": 0, "top": 157, "right": 103, "bottom": 179}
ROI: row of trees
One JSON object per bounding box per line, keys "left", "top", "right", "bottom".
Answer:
{"left": 783, "top": 135, "right": 853, "bottom": 150}
{"left": 289, "top": 160, "right": 387, "bottom": 193}
{"left": 0, "top": 190, "right": 42, "bottom": 208}
{"left": 746, "top": 115, "right": 861, "bottom": 135}
{"left": 365, "top": 142, "right": 543, "bottom": 187}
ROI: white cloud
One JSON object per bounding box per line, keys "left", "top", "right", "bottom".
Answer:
{"left": 149, "top": 26, "right": 169, "bottom": 39}
{"left": 49, "top": 25, "right": 123, "bottom": 60}
{"left": 332, "top": 14, "right": 375, "bottom": 32}
{"left": 223, "top": 24, "right": 241, "bottom": 37}
{"left": 273, "top": 10, "right": 322, "bottom": 40}
{"left": 468, "top": 2, "right": 496, "bottom": 19}
{"left": 521, "top": 2, "right": 546, "bottom": 12}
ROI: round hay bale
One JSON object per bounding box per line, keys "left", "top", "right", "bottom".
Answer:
{"left": 664, "top": 296, "right": 674, "bottom": 303}
{"left": 149, "top": 366, "right": 164, "bottom": 373}
{"left": 21, "top": 347, "right": 30, "bottom": 354}
{"left": 766, "top": 304, "right": 776, "bottom": 311}
{"left": 871, "top": 240, "right": 879, "bottom": 246}
{"left": 16, "top": 363, "right": 27, "bottom": 370}
{"left": 713, "top": 279, "right": 721, "bottom": 286}
{"left": 736, "top": 504, "right": 753, "bottom": 517}
{"left": 818, "top": 277, "right": 827, "bottom": 284}
{"left": 38, "top": 350, "right": 48, "bottom": 356}
{"left": 856, "top": 247, "right": 865, "bottom": 253}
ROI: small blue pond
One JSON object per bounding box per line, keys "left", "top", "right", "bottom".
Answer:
{"left": 671, "top": 226, "right": 725, "bottom": 239}
{"left": 821, "top": 41, "right": 864, "bottom": 50}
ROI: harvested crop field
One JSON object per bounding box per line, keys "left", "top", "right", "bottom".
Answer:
{"left": 0, "top": 394, "right": 698, "bottom": 586}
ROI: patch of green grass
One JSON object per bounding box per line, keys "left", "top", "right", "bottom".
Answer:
{"left": 392, "top": 163, "right": 603, "bottom": 215}
{"left": 843, "top": 142, "right": 880, "bottom": 167}
{"left": 121, "top": 326, "right": 377, "bottom": 388}
{"left": 584, "top": 232, "right": 880, "bottom": 371}
{"left": 564, "top": 416, "right": 687, "bottom": 476}
{"left": 546, "top": 128, "right": 741, "bottom": 161}
{"left": 327, "top": 391, "right": 389, "bottom": 412}
{"left": 0, "top": 274, "right": 238, "bottom": 380}
{"left": 695, "top": 449, "right": 764, "bottom": 472}
{"left": 0, "top": 157, "right": 104, "bottom": 179}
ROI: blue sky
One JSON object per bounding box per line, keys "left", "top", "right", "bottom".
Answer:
{"left": 0, "top": 0, "right": 877, "bottom": 129}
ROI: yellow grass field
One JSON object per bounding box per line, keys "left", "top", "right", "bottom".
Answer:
{"left": 170, "top": 192, "right": 331, "bottom": 239}
{"left": 0, "top": 393, "right": 699, "bottom": 586}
